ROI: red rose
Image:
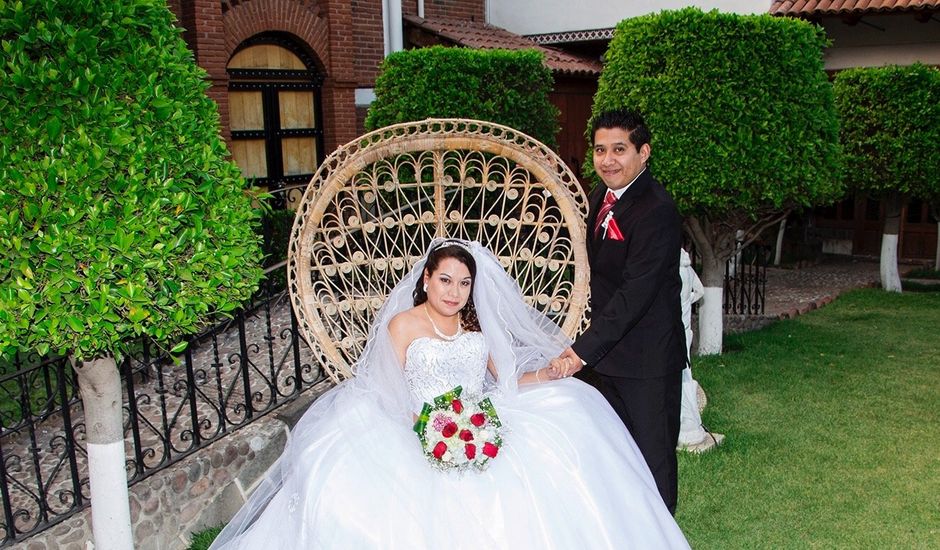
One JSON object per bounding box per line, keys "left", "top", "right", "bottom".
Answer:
{"left": 459, "top": 429, "right": 474, "bottom": 442}
{"left": 464, "top": 443, "right": 476, "bottom": 459}
{"left": 470, "top": 413, "right": 486, "bottom": 427}
{"left": 441, "top": 422, "right": 458, "bottom": 438}
{"left": 482, "top": 442, "right": 499, "bottom": 458}
{"left": 451, "top": 399, "right": 464, "bottom": 414}
{"left": 432, "top": 441, "right": 448, "bottom": 460}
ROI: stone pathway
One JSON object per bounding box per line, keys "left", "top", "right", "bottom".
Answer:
{"left": 763, "top": 256, "right": 881, "bottom": 319}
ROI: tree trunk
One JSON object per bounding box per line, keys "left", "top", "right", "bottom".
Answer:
{"left": 686, "top": 216, "right": 728, "bottom": 356}
{"left": 71, "top": 355, "right": 134, "bottom": 549}
{"left": 880, "top": 191, "right": 903, "bottom": 293}
{"left": 696, "top": 246, "right": 726, "bottom": 356}
{"left": 774, "top": 217, "right": 787, "bottom": 266}
{"left": 935, "top": 219, "right": 939, "bottom": 272}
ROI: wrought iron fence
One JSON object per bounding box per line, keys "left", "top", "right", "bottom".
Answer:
{"left": 0, "top": 186, "right": 328, "bottom": 546}
{"left": 723, "top": 243, "right": 770, "bottom": 315}
{"left": 686, "top": 240, "right": 770, "bottom": 316}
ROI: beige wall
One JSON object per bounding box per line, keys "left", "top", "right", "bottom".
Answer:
{"left": 821, "top": 14, "right": 940, "bottom": 70}
{"left": 488, "top": 0, "right": 765, "bottom": 35}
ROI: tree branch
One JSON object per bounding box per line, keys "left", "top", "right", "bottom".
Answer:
{"left": 738, "top": 209, "right": 792, "bottom": 250}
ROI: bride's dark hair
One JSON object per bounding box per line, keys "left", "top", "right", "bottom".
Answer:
{"left": 413, "top": 243, "right": 482, "bottom": 332}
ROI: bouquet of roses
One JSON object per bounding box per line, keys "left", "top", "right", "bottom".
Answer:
{"left": 413, "top": 386, "right": 502, "bottom": 472}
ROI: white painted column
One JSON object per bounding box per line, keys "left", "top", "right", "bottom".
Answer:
{"left": 386, "top": 0, "right": 403, "bottom": 54}
{"left": 880, "top": 233, "right": 901, "bottom": 292}
{"left": 88, "top": 441, "right": 134, "bottom": 549}
{"left": 935, "top": 221, "right": 939, "bottom": 271}
{"left": 774, "top": 217, "right": 787, "bottom": 266}
{"left": 697, "top": 286, "right": 724, "bottom": 355}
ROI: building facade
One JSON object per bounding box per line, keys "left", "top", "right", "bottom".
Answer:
{"left": 166, "top": 0, "right": 601, "bottom": 199}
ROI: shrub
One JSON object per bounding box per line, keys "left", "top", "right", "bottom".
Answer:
{"left": 593, "top": 8, "right": 842, "bottom": 217}
{"left": 0, "top": 0, "right": 264, "bottom": 360}
{"left": 833, "top": 63, "right": 940, "bottom": 203}
{"left": 833, "top": 64, "right": 940, "bottom": 288}
{"left": 592, "top": 8, "right": 841, "bottom": 353}
{"left": 366, "top": 46, "right": 559, "bottom": 147}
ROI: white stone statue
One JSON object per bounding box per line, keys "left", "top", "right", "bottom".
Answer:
{"left": 677, "top": 248, "right": 722, "bottom": 451}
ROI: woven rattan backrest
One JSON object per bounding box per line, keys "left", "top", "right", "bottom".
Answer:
{"left": 287, "top": 119, "right": 590, "bottom": 382}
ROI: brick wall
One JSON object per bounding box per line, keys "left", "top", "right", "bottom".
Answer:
{"left": 356, "top": 105, "right": 369, "bottom": 136}
{"left": 323, "top": 0, "right": 358, "bottom": 150}
{"left": 353, "top": 0, "right": 386, "bottom": 85}
{"left": 169, "top": 0, "right": 486, "bottom": 158}
{"left": 423, "top": 0, "right": 485, "bottom": 22}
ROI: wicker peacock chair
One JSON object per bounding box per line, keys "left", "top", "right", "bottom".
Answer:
{"left": 287, "top": 119, "right": 591, "bottom": 383}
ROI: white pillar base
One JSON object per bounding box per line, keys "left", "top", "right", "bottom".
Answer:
{"left": 88, "top": 441, "right": 134, "bottom": 550}
{"left": 880, "top": 233, "right": 901, "bottom": 292}
{"left": 697, "top": 286, "right": 724, "bottom": 355}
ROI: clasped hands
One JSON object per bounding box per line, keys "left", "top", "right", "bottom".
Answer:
{"left": 540, "top": 346, "right": 583, "bottom": 381}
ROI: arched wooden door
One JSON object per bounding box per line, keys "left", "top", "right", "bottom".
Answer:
{"left": 227, "top": 33, "right": 325, "bottom": 208}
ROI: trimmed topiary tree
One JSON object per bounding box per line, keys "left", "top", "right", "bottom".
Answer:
{"left": 0, "top": 0, "right": 263, "bottom": 547}
{"left": 365, "top": 46, "right": 559, "bottom": 147}
{"left": 592, "top": 8, "right": 842, "bottom": 354}
{"left": 834, "top": 64, "right": 940, "bottom": 285}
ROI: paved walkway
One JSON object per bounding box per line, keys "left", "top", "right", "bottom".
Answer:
{"left": 763, "top": 255, "right": 881, "bottom": 319}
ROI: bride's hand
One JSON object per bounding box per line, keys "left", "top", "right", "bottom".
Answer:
{"left": 547, "top": 358, "right": 562, "bottom": 379}
{"left": 547, "top": 353, "right": 582, "bottom": 379}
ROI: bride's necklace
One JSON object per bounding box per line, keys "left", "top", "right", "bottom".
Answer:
{"left": 424, "top": 303, "right": 463, "bottom": 341}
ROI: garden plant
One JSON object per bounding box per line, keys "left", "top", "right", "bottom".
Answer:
{"left": 366, "top": 46, "right": 559, "bottom": 147}
{"left": 0, "top": 0, "right": 263, "bottom": 546}
{"left": 833, "top": 63, "right": 940, "bottom": 283}
{"left": 592, "top": 8, "right": 842, "bottom": 354}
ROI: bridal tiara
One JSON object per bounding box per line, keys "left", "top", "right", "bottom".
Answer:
{"left": 429, "top": 238, "right": 473, "bottom": 254}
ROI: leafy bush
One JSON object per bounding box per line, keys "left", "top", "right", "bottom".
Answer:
{"left": 366, "top": 46, "right": 559, "bottom": 147}
{"left": 592, "top": 7, "right": 842, "bottom": 218}
{"left": 833, "top": 64, "right": 940, "bottom": 200}
{"left": 0, "top": 0, "right": 264, "bottom": 360}
{"left": 592, "top": 8, "right": 842, "bottom": 353}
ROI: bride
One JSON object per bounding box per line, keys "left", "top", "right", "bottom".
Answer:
{"left": 210, "top": 238, "right": 689, "bottom": 549}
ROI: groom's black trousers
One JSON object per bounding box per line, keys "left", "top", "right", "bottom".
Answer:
{"left": 591, "top": 370, "right": 682, "bottom": 515}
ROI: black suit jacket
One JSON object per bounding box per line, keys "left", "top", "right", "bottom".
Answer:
{"left": 572, "top": 169, "right": 685, "bottom": 379}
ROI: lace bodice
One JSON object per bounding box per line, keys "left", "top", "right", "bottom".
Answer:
{"left": 403, "top": 332, "right": 488, "bottom": 409}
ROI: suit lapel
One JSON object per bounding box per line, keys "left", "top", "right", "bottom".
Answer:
{"left": 591, "top": 169, "right": 652, "bottom": 252}
{"left": 586, "top": 186, "right": 606, "bottom": 260}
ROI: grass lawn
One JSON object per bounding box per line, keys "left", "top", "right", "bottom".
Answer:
{"left": 677, "top": 289, "right": 940, "bottom": 549}
{"left": 188, "top": 525, "right": 223, "bottom": 550}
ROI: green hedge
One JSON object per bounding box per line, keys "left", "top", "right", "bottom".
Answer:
{"left": 833, "top": 63, "right": 940, "bottom": 199}
{"left": 592, "top": 8, "right": 842, "bottom": 216}
{"left": 366, "top": 46, "right": 559, "bottom": 147}
{"left": 0, "top": 0, "right": 263, "bottom": 359}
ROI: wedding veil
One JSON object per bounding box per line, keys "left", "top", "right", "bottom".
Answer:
{"left": 209, "top": 238, "right": 571, "bottom": 548}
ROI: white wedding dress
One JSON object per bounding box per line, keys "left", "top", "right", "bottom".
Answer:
{"left": 212, "top": 330, "right": 689, "bottom": 549}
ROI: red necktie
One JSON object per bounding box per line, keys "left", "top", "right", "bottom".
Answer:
{"left": 593, "top": 191, "right": 617, "bottom": 237}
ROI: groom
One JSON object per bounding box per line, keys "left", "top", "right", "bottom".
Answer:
{"left": 557, "top": 109, "right": 685, "bottom": 514}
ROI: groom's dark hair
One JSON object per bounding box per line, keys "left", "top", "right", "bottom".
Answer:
{"left": 591, "top": 109, "right": 650, "bottom": 153}
{"left": 414, "top": 244, "right": 481, "bottom": 332}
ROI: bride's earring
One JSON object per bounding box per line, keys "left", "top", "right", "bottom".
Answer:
{"left": 423, "top": 283, "right": 428, "bottom": 292}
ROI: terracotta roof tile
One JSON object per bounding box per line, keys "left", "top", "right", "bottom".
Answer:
{"left": 403, "top": 15, "right": 601, "bottom": 77}
{"left": 770, "top": 0, "right": 940, "bottom": 15}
